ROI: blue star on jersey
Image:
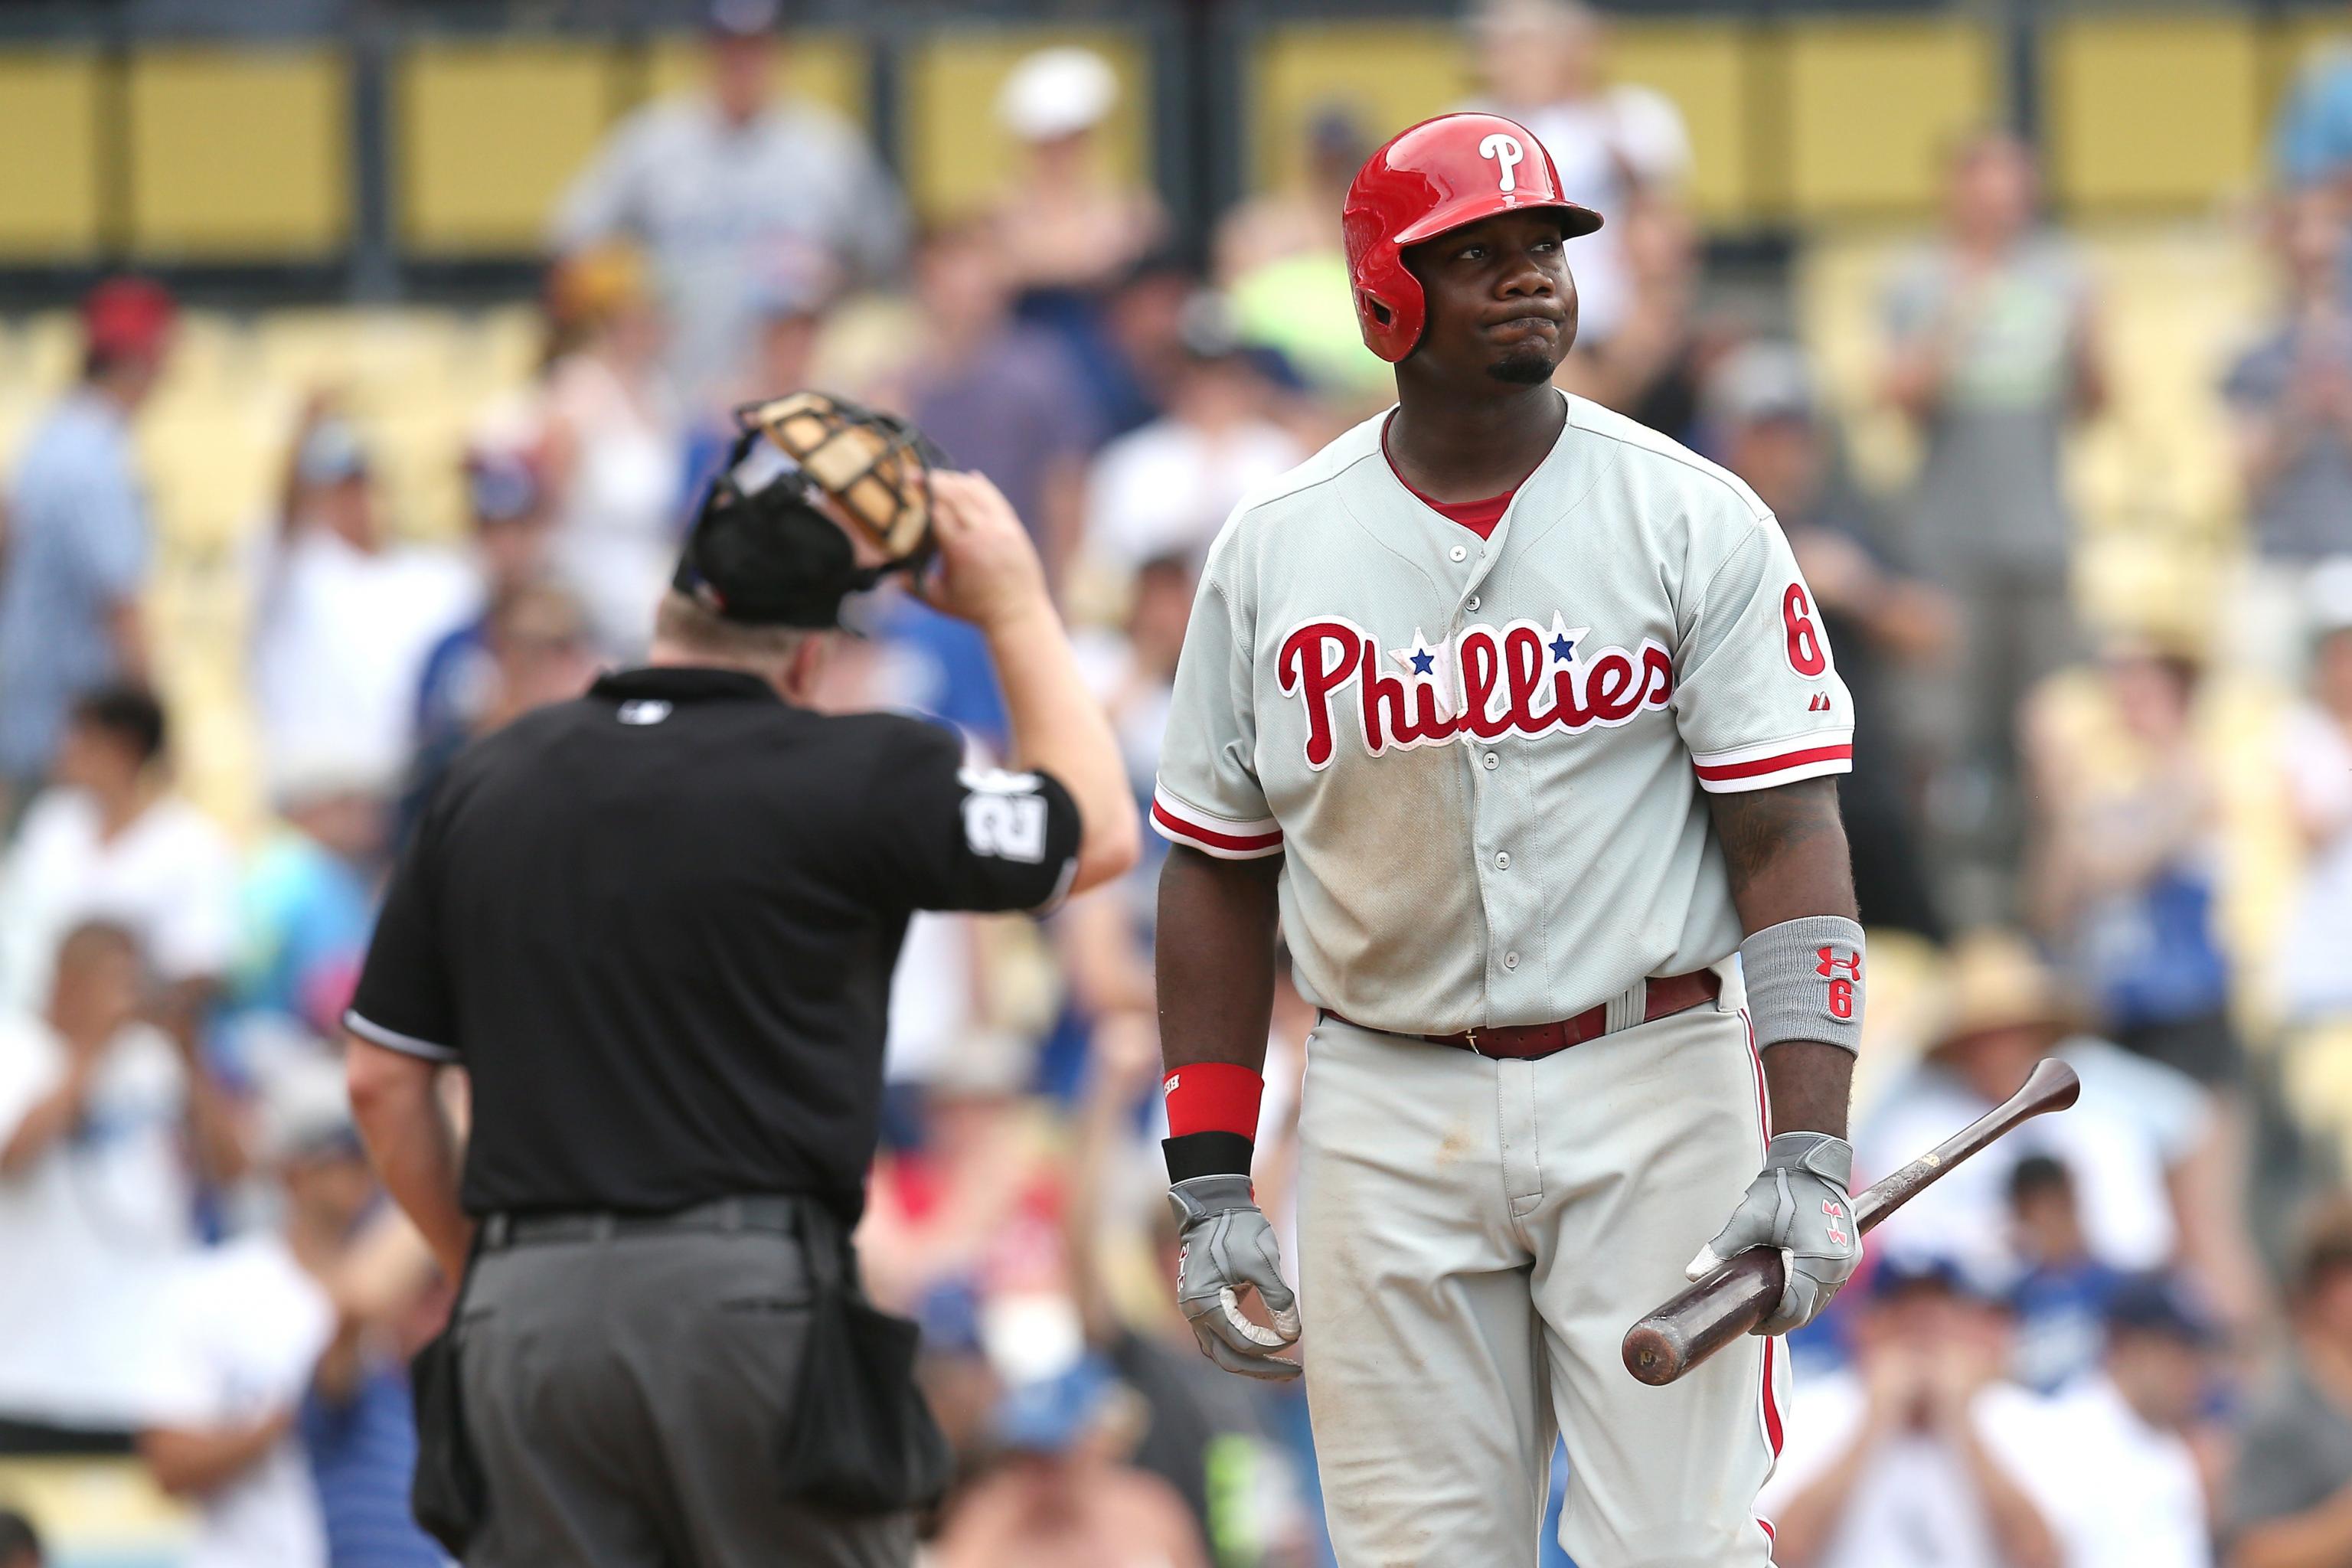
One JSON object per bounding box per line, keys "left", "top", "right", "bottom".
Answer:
{"left": 1547, "top": 613, "right": 1590, "bottom": 665}
{"left": 1390, "top": 629, "right": 1449, "bottom": 687}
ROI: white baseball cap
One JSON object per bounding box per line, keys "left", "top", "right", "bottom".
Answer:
{"left": 997, "top": 47, "right": 1118, "bottom": 142}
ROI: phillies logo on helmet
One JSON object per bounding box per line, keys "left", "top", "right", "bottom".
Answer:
{"left": 1478, "top": 132, "right": 1525, "bottom": 191}
{"left": 1276, "top": 613, "right": 1674, "bottom": 769}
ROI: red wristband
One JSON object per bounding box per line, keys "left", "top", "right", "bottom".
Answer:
{"left": 1162, "top": 1063, "right": 1265, "bottom": 1140}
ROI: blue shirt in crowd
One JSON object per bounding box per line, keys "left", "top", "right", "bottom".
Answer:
{"left": 302, "top": 1362, "right": 451, "bottom": 1568}
{"left": 0, "top": 389, "right": 150, "bottom": 780}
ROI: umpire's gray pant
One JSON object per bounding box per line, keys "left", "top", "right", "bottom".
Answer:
{"left": 456, "top": 1219, "right": 916, "bottom": 1568}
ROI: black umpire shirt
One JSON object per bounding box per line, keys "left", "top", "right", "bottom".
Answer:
{"left": 345, "top": 666, "right": 1081, "bottom": 1225}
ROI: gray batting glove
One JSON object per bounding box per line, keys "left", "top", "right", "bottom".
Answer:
{"left": 1168, "top": 1174, "right": 1303, "bottom": 1381}
{"left": 1686, "top": 1132, "right": 1860, "bottom": 1336}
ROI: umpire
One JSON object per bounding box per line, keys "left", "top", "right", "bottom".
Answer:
{"left": 344, "top": 430, "right": 1138, "bottom": 1568}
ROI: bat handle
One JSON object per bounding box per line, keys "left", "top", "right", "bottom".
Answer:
{"left": 1621, "top": 1250, "right": 1785, "bottom": 1387}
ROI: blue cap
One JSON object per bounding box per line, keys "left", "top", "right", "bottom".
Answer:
{"left": 2105, "top": 1273, "right": 2219, "bottom": 1347}
{"left": 993, "top": 1356, "right": 1119, "bottom": 1455}
{"left": 1869, "top": 1253, "right": 1971, "bottom": 1301}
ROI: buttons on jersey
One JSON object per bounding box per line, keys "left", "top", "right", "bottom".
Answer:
{"left": 1449, "top": 544, "right": 1468, "bottom": 563}
{"left": 1481, "top": 751, "right": 1499, "bottom": 771}
{"left": 1503, "top": 951, "right": 1521, "bottom": 971}
{"left": 1494, "top": 851, "right": 1511, "bottom": 871}
{"left": 1467, "top": 594, "right": 1481, "bottom": 611}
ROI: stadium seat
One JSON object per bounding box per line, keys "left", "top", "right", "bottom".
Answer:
{"left": 126, "top": 46, "right": 349, "bottom": 258}
{"left": 0, "top": 49, "right": 105, "bottom": 259}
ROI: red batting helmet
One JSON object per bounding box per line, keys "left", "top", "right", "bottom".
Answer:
{"left": 1341, "top": 112, "right": 1602, "bottom": 363}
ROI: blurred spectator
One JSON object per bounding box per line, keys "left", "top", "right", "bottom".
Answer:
{"left": 0, "top": 279, "right": 173, "bottom": 818}
{"left": 227, "top": 760, "right": 385, "bottom": 1048}
{"left": 1881, "top": 130, "right": 2105, "bottom": 895}
{"left": 1217, "top": 108, "right": 1390, "bottom": 407}
{"left": 398, "top": 580, "right": 596, "bottom": 846}
{"left": 0, "top": 688, "right": 238, "bottom": 1056}
{"left": 2226, "top": 1196, "right": 2352, "bottom": 1566}
{"left": 934, "top": 1357, "right": 1211, "bottom": 1568}
{"left": 539, "top": 246, "right": 688, "bottom": 656}
{"left": 2023, "top": 640, "right": 2239, "bottom": 1091}
{"left": 1466, "top": 0, "right": 1692, "bottom": 351}
{"left": 1059, "top": 253, "right": 1200, "bottom": 446}
{"left": 0, "top": 923, "right": 226, "bottom": 1447}
{"left": 2223, "top": 189, "right": 2352, "bottom": 582}
{"left": 2281, "top": 563, "right": 2352, "bottom": 1023}
{"left": 1757, "top": 1257, "right": 2060, "bottom": 1568}
{"left": 1082, "top": 299, "right": 1304, "bottom": 578}
{"left": 1860, "top": 931, "right": 2260, "bottom": 1325}
{"left": 248, "top": 410, "right": 477, "bottom": 793}
{"left": 279, "top": 1057, "right": 447, "bottom": 1568}
{"left": 858, "top": 1039, "right": 1067, "bottom": 1315}
{"left": 897, "top": 219, "right": 1096, "bottom": 591}
{"left": 550, "top": 0, "right": 907, "bottom": 403}
{"left": 2021, "top": 1276, "right": 2220, "bottom": 1568}
{"left": 992, "top": 48, "right": 1167, "bottom": 303}
{"left": 2006, "top": 1155, "right": 2128, "bottom": 1396}
{"left": 136, "top": 1062, "right": 345, "bottom": 1568}
{"left": 1707, "top": 342, "right": 1952, "bottom": 939}
{"left": 413, "top": 430, "right": 559, "bottom": 759}
{"left": 0, "top": 1510, "right": 37, "bottom": 1568}
{"left": 1560, "top": 194, "right": 1709, "bottom": 443}
{"left": 2272, "top": 43, "right": 2352, "bottom": 197}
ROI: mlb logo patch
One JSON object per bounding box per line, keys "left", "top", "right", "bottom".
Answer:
{"left": 616, "top": 700, "right": 673, "bottom": 726}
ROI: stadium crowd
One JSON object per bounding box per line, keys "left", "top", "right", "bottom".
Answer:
{"left": 4, "top": 0, "right": 2352, "bottom": 1565}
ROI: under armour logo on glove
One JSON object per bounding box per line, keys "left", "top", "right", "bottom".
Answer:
{"left": 1823, "top": 1199, "right": 1848, "bottom": 1247}
{"left": 1479, "top": 132, "right": 1525, "bottom": 191}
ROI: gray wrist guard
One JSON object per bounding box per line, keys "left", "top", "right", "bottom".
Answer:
{"left": 1740, "top": 915, "right": 1866, "bottom": 1056}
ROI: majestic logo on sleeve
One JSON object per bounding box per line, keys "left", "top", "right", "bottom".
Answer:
{"left": 1276, "top": 614, "right": 1674, "bottom": 769}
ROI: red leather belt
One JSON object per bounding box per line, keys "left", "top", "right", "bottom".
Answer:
{"left": 1318, "top": 969, "right": 1721, "bottom": 1061}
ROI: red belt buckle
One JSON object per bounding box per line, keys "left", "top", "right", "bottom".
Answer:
{"left": 1459, "top": 1025, "right": 1487, "bottom": 1057}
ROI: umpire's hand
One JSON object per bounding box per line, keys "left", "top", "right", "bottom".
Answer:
{"left": 1168, "top": 1175, "right": 1303, "bottom": 1380}
{"left": 918, "top": 470, "right": 1051, "bottom": 632}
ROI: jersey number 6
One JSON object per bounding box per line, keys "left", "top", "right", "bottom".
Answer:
{"left": 1782, "top": 584, "right": 1827, "bottom": 678}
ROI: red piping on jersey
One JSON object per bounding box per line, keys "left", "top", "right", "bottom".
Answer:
{"left": 1693, "top": 743, "right": 1853, "bottom": 782}
{"left": 1380, "top": 415, "right": 1527, "bottom": 540}
{"left": 1743, "top": 1006, "right": 1787, "bottom": 1461}
{"left": 1151, "top": 797, "right": 1282, "bottom": 853}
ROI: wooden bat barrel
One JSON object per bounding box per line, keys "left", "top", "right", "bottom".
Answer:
{"left": 1622, "top": 1058, "right": 2081, "bottom": 1387}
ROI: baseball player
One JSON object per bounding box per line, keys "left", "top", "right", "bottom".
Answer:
{"left": 1152, "top": 113, "right": 1866, "bottom": 1566}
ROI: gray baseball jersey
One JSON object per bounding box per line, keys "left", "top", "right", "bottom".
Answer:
{"left": 1152, "top": 391, "right": 1854, "bottom": 1034}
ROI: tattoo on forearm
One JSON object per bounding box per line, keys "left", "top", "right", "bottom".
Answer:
{"left": 1710, "top": 781, "right": 1842, "bottom": 891}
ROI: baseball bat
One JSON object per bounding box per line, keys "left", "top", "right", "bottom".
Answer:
{"left": 1620, "top": 1056, "right": 2081, "bottom": 1387}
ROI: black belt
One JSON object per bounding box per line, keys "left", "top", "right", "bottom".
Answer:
{"left": 477, "top": 1194, "right": 809, "bottom": 1253}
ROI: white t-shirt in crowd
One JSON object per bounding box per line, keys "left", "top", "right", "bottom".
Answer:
{"left": 0, "top": 788, "right": 240, "bottom": 1015}
{"left": 1861, "top": 1037, "right": 2209, "bottom": 1285}
{"left": 2009, "top": 1375, "right": 2213, "bottom": 1568}
{"left": 2282, "top": 702, "right": 2352, "bottom": 1020}
{"left": 250, "top": 527, "right": 479, "bottom": 788}
{"left": 1083, "top": 417, "right": 1304, "bottom": 576}
{"left": 0, "top": 1012, "right": 197, "bottom": 1429}
{"left": 1757, "top": 1367, "right": 2053, "bottom": 1568}
{"left": 138, "top": 1230, "right": 335, "bottom": 1568}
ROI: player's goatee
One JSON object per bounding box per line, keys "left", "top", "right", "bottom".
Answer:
{"left": 1487, "top": 348, "right": 1559, "bottom": 385}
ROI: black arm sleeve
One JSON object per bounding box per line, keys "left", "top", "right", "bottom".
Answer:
{"left": 868, "top": 720, "right": 1083, "bottom": 914}
{"left": 345, "top": 782, "right": 460, "bottom": 1062}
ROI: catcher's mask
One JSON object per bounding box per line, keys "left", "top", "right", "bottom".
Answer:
{"left": 672, "top": 392, "right": 946, "bottom": 629}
